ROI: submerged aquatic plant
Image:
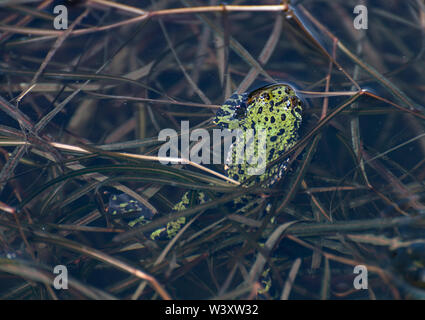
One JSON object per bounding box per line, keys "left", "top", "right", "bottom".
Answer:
{"left": 0, "top": 0, "right": 425, "bottom": 300}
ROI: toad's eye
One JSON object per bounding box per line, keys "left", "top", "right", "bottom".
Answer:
{"left": 234, "top": 101, "right": 247, "bottom": 119}
{"left": 260, "top": 92, "right": 270, "bottom": 100}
